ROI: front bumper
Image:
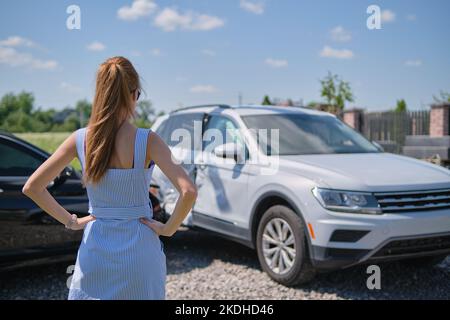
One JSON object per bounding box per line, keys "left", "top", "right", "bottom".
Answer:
{"left": 306, "top": 202, "right": 450, "bottom": 270}
{"left": 311, "top": 232, "right": 450, "bottom": 270}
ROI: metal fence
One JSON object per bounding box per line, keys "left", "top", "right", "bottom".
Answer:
{"left": 362, "top": 110, "right": 430, "bottom": 153}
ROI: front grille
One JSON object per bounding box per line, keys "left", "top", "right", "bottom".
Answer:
{"left": 371, "top": 234, "right": 450, "bottom": 259}
{"left": 374, "top": 189, "right": 450, "bottom": 213}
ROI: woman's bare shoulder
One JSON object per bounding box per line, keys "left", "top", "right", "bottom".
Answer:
{"left": 146, "top": 129, "right": 167, "bottom": 162}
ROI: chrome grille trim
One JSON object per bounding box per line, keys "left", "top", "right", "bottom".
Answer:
{"left": 377, "top": 195, "right": 450, "bottom": 204}
{"left": 375, "top": 188, "right": 450, "bottom": 196}
{"left": 374, "top": 189, "right": 450, "bottom": 213}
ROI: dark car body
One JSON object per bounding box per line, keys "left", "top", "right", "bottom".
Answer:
{"left": 0, "top": 130, "right": 165, "bottom": 271}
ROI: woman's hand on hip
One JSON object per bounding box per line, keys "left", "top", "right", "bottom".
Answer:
{"left": 139, "top": 217, "right": 173, "bottom": 237}
{"left": 71, "top": 214, "right": 96, "bottom": 230}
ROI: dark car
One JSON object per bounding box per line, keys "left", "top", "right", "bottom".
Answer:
{"left": 0, "top": 130, "right": 165, "bottom": 271}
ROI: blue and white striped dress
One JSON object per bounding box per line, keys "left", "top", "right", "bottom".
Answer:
{"left": 68, "top": 127, "right": 166, "bottom": 300}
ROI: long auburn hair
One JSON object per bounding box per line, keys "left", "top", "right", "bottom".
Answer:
{"left": 83, "top": 56, "right": 141, "bottom": 185}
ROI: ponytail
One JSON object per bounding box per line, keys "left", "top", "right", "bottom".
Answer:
{"left": 84, "top": 56, "right": 141, "bottom": 185}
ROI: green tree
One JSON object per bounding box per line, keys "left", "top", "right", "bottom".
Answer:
{"left": 395, "top": 99, "right": 407, "bottom": 112}
{"left": 134, "top": 99, "right": 155, "bottom": 128}
{"left": 51, "top": 112, "right": 79, "bottom": 132}
{"left": 307, "top": 101, "right": 319, "bottom": 108}
{"left": 2, "top": 110, "right": 34, "bottom": 133}
{"left": 0, "top": 91, "right": 34, "bottom": 124}
{"left": 0, "top": 92, "right": 38, "bottom": 132}
{"left": 75, "top": 99, "right": 92, "bottom": 127}
{"left": 32, "top": 107, "right": 56, "bottom": 132}
{"left": 15, "top": 92, "right": 34, "bottom": 114}
{"left": 320, "top": 72, "right": 354, "bottom": 111}
{"left": 0, "top": 92, "right": 90, "bottom": 133}
{"left": 262, "top": 95, "right": 272, "bottom": 105}
{"left": 63, "top": 113, "right": 80, "bottom": 131}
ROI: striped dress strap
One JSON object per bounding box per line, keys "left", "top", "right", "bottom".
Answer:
{"left": 134, "top": 128, "right": 153, "bottom": 169}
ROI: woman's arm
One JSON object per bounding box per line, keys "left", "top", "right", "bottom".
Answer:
{"left": 140, "top": 132, "right": 197, "bottom": 237}
{"left": 22, "top": 131, "right": 95, "bottom": 230}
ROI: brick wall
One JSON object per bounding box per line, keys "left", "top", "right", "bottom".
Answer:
{"left": 430, "top": 104, "right": 450, "bottom": 137}
{"left": 343, "top": 109, "right": 363, "bottom": 131}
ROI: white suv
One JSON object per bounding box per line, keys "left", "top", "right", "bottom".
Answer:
{"left": 151, "top": 104, "right": 450, "bottom": 286}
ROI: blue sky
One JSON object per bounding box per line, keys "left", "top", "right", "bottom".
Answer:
{"left": 0, "top": 0, "right": 449, "bottom": 113}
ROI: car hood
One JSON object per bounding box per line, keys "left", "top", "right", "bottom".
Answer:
{"left": 278, "top": 153, "right": 450, "bottom": 192}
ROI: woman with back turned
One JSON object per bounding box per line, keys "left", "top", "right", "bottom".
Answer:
{"left": 22, "top": 56, "right": 197, "bottom": 300}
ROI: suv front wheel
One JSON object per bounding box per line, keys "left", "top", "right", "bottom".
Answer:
{"left": 256, "top": 205, "right": 316, "bottom": 286}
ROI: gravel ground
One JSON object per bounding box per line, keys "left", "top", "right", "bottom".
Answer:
{"left": 1, "top": 228, "right": 449, "bottom": 300}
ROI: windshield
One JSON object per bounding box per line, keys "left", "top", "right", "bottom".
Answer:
{"left": 241, "top": 113, "right": 380, "bottom": 155}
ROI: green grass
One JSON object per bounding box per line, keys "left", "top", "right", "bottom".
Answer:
{"left": 14, "top": 132, "right": 82, "bottom": 171}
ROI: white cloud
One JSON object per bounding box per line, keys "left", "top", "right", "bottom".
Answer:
{"left": 0, "top": 46, "right": 58, "bottom": 70}
{"left": 154, "top": 8, "right": 190, "bottom": 32}
{"left": 265, "top": 58, "right": 288, "bottom": 68}
{"left": 320, "top": 46, "right": 354, "bottom": 59}
{"left": 154, "top": 8, "right": 225, "bottom": 32}
{"left": 32, "top": 59, "right": 58, "bottom": 70}
{"left": 407, "top": 14, "right": 416, "bottom": 21}
{"left": 190, "top": 85, "right": 218, "bottom": 93}
{"left": 0, "top": 36, "right": 35, "bottom": 47}
{"left": 381, "top": 9, "right": 396, "bottom": 23}
{"left": 240, "top": 0, "right": 265, "bottom": 15}
{"left": 176, "top": 76, "right": 188, "bottom": 82}
{"left": 150, "top": 48, "right": 161, "bottom": 56}
{"left": 117, "top": 0, "right": 158, "bottom": 21}
{"left": 201, "top": 49, "right": 216, "bottom": 56}
{"left": 330, "top": 26, "right": 352, "bottom": 42}
{"left": 60, "top": 82, "right": 82, "bottom": 93}
{"left": 405, "top": 59, "right": 422, "bottom": 67}
{"left": 87, "top": 41, "right": 106, "bottom": 52}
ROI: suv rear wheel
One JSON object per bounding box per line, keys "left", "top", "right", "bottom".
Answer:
{"left": 256, "top": 205, "right": 316, "bottom": 286}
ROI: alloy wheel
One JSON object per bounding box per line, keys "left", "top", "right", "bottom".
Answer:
{"left": 262, "top": 217, "right": 296, "bottom": 274}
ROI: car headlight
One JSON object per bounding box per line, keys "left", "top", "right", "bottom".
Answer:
{"left": 312, "top": 187, "right": 382, "bottom": 215}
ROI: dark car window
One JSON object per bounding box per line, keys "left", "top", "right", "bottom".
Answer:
{"left": 0, "top": 139, "right": 44, "bottom": 176}
{"left": 164, "top": 113, "right": 204, "bottom": 149}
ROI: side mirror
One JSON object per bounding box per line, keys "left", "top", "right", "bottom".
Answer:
{"left": 213, "top": 143, "right": 244, "bottom": 163}
{"left": 53, "top": 166, "right": 73, "bottom": 186}
{"left": 372, "top": 141, "right": 384, "bottom": 152}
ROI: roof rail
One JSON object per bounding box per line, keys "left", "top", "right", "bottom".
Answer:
{"left": 237, "top": 104, "right": 308, "bottom": 109}
{"left": 170, "top": 104, "right": 232, "bottom": 114}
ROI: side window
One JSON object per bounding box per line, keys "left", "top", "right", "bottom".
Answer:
{"left": 0, "top": 140, "right": 44, "bottom": 176}
{"left": 155, "top": 118, "right": 169, "bottom": 142}
{"left": 165, "top": 113, "right": 204, "bottom": 149}
{"left": 203, "top": 115, "right": 247, "bottom": 159}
